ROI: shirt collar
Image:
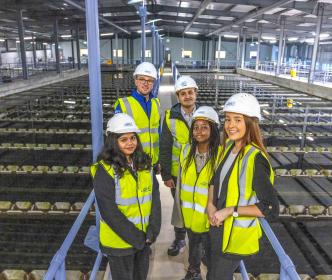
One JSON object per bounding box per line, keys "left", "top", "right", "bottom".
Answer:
{"left": 180, "top": 105, "right": 196, "bottom": 117}
{"left": 132, "top": 89, "right": 153, "bottom": 102}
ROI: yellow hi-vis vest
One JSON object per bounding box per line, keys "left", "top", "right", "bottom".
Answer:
{"left": 165, "top": 110, "right": 190, "bottom": 177}
{"left": 180, "top": 144, "right": 222, "bottom": 233}
{"left": 114, "top": 96, "right": 160, "bottom": 165}
{"left": 221, "top": 143, "right": 274, "bottom": 256}
{"left": 91, "top": 161, "right": 153, "bottom": 249}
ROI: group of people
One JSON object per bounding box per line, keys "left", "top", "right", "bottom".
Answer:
{"left": 92, "top": 62, "right": 279, "bottom": 280}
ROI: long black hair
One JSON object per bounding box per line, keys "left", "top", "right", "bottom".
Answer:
{"left": 183, "top": 119, "right": 220, "bottom": 176}
{"left": 97, "top": 132, "right": 151, "bottom": 177}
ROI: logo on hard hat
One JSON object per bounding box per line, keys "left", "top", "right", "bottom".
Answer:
{"left": 144, "top": 70, "right": 152, "bottom": 74}
{"left": 124, "top": 122, "right": 133, "bottom": 127}
{"left": 197, "top": 110, "right": 205, "bottom": 114}
{"left": 225, "top": 101, "right": 235, "bottom": 106}
{"left": 181, "top": 81, "right": 187, "bottom": 86}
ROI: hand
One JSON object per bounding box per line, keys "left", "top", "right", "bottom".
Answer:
{"left": 164, "top": 179, "right": 175, "bottom": 188}
{"left": 207, "top": 203, "right": 217, "bottom": 226}
{"left": 212, "top": 207, "right": 233, "bottom": 227}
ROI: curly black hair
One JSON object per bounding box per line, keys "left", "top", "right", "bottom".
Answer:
{"left": 97, "top": 132, "right": 152, "bottom": 177}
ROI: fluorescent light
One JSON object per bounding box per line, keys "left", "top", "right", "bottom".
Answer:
{"left": 101, "top": 32, "right": 114, "bottom": 36}
{"left": 224, "top": 34, "right": 238, "bottom": 38}
{"left": 146, "top": 19, "right": 161, "bottom": 24}
{"left": 137, "top": 30, "right": 151, "bottom": 33}
{"left": 64, "top": 100, "right": 76, "bottom": 105}
{"left": 288, "top": 37, "right": 298, "bottom": 41}
{"left": 306, "top": 136, "right": 314, "bottom": 141}
{"left": 262, "top": 109, "right": 270, "bottom": 115}
{"left": 61, "top": 35, "right": 72, "bottom": 38}
{"left": 185, "top": 31, "right": 199, "bottom": 35}
{"left": 320, "top": 33, "right": 330, "bottom": 39}
{"left": 63, "top": 3, "right": 68, "bottom": 6}
{"left": 0, "top": 39, "right": 5, "bottom": 42}
{"left": 43, "top": 43, "right": 48, "bottom": 45}
{"left": 262, "top": 35, "right": 276, "bottom": 40}
{"left": 305, "top": 38, "right": 314, "bottom": 43}
{"left": 278, "top": 119, "right": 285, "bottom": 124}
{"left": 128, "top": 0, "right": 143, "bottom": 4}
{"left": 24, "top": 36, "right": 33, "bottom": 40}
{"left": 270, "top": 40, "right": 277, "bottom": 44}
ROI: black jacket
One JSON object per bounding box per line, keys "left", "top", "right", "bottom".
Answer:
{"left": 160, "top": 103, "right": 191, "bottom": 181}
{"left": 93, "top": 163, "right": 161, "bottom": 256}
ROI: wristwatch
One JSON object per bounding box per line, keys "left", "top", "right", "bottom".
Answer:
{"left": 232, "top": 206, "right": 239, "bottom": 218}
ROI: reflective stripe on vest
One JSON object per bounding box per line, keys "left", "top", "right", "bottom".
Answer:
{"left": 181, "top": 201, "right": 206, "bottom": 214}
{"left": 222, "top": 144, "right": 274, "bottom": 256}
{"left": 92, "top": 161, "right": 153, "bottom": 249}
{"left": 117, "top": 96, "right": 160, "bottom": 165}
{"left": 165, "top": 110, "right": 190, "bottom": 177}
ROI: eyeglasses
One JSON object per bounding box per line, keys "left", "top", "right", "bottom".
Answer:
{"left": 137, "top": 77, "right": 154, "bottom": 85}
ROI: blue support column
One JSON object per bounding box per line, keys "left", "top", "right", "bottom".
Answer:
{"left": 309, "top": 3, "right": 324, "bottom": 83}
{"left": 155, "top": 31, "right": 159, "bottom": 66}
{"left": 241, "top": 28, "right": 247, "bottom": 69}
{"left": 32, "top": 34, "right": 37, "bottom": 69}
{"left": 71, "top": 30, "right": 75, "bottom": 68}
{"left": 17, "top": 8, "right": 28, "bottom": 79}
{"left": 84, "top": 0, "right": 104, "bottom": 253}
{"left": 139, "top": 5, "right": 147, "bottom": 62}
{"left": 75, "top": 23, "right": 81, "bottom": 70}
{"left": 151, "top": 25, "right": 156, "bottom": 66}
{"left": 54, "top": 17, "right": 60, "bottom": 74}
{"left": 85, "top": 0, "right": 103, "bottom": 162}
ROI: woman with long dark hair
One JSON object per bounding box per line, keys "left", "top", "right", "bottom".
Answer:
{"left": 92, "top": 113, "right": 161, "bottom": 280}
{"left": 172, "top": 106, "right": 221, "bottom": 280}
{"left": 207, "top": 93, "right": 279, "bottom": 280}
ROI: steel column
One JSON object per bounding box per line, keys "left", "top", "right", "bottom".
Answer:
{"left": 75, "top": 24, "right": 81, "bottom": 70}
{"left": 276, "top": 17, "right": 285, "bottom": 75}
{"left": 255, "top": 27, "right": 262, "bottom": 71}
{"left": 32, "top": 34, "right": 37, "bottom": 68}
{"left": 241, "top": 28, "right": 247, "bottom": 68}
{"left": 309, "top": 3, "right": 324, "bottom": 83}
{"left": 139, "top": 5, "right": 147, "bottom": 62}
{"left": 122, "top": 36, "right": 124, "bottom": 65}
{"left": 17, "top": 8, "right": 28, "bottom": 79}
{"left": 236, "top": 29, "right": 241, "bottom": 68}
{"left": 156, "top": 31, "right": 159, "bottom": 66}
{"left": 54, "top": 17, "right": 60, "bottom": 74}
{"left": 71, "top": 30, "right": 75, "bottom": 68}
{"left": 115, "top": 33, "right": 118, "bottom": 66}
{"left": 84, "top": 0, "right": 104, "bottom": 161}
{"left": 217, "top": 35, "right": 221, "bottom": 70}
{"left": 43, "top": 44, "right": 47, "bottom": 63}
{"left": 151, "top": 25, "right": 156, "bottom": 66}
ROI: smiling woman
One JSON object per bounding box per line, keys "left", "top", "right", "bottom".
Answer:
{"left": 92, "top": 113, "right": 161, "bottom": 280}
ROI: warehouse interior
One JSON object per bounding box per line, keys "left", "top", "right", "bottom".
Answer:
{"left": 0, "top": 0, "right": 332, "bottom": 279}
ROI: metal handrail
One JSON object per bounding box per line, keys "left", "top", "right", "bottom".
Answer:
{"left": 44, "top": 190, "right": 96, "bottom": 280}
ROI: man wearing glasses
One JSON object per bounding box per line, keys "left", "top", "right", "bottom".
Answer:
{"left": 114, "top": 62, "right": 160, "bottom": 167}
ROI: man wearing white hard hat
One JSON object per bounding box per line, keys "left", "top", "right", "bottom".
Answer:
{"left": 92, "top": 113, "right": 161, "bottom": 280}
{"left": 114, "top": 62, "right": 160, "bottom": 167}
{"left": 160, "top": 75, "right": 198, "bottom": 256}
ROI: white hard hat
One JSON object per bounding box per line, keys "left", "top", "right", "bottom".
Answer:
{"left": 175, "top": 76, "right": 198, "bottom": 92}
{"left": 133, "top": 62, "right": 157, "bottom": 80}
{"left": 106, "top": 113, "right": 141, "bottom": 134}
{"left": 223, "top": 93, "right": 261, "bottom": 120}
{"left": 193, "top": 106, "right": 220, "bottom": 125}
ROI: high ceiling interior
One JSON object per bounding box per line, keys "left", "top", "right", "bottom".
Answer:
{"left": 0, "top": 0, "right": 332, "bottom": 42}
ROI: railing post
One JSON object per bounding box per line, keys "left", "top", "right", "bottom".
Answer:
{"left": 239, "top": 260, "right": 250, "bottom": 280}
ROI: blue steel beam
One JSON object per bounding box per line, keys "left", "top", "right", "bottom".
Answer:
{"left": 54, "top": 17, "right": 60, "bottom": 74}
{"left": 75, "top": 24, "right": 81, "bottom": 70}
{"left": 16, "top": 8, "right": 28, "bottom": 79}
{"left": 139, "top": 5, "right": 147, "bottom": 62}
